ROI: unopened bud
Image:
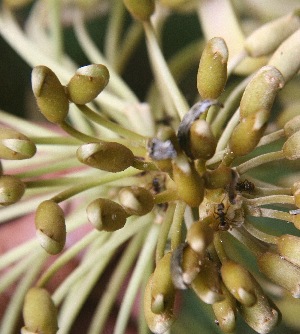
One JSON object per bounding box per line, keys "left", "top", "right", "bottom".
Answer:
{"left": 4, "top": 0, "right": 33, "bottom": 8}
{"left": 123, "top": 0, "right": 155, "bottom": 21}
{"left": 292, "top": 181, "right": 300, "bottom": 208}
{"left": 35, "top": 200, "right": 66, "bottom": 255}
{"left": 204, "top": 164, "right": 233, "bottom": 189}
{"left": 282, "top": 130, "right": 300, "bottom": 160}
{"left": 0, "top": 175, "right": 25, "bottom": 206}
{"left": 277, "top": 234, "right": 300, "bottom": 267}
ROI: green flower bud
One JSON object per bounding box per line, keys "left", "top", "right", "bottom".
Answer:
{"left": 186, "top": 217, "right": 214, "bottom": 255}
{"left": 268, "top": 29, "right": 300, "bottom": 82}
{"left": 221, "top": 260, "right": 257, "bottom": 307}
{"left": 35, "top": 200, "right": 66, "bottom": 255}
{"left": 239, "top": 66, "right": 284, "bottom": 119}
{"left": 204, "top": 164, "right": 233, "bottom": 189}
{"left": 22, "top": 287, "right": 58, "bottom": 334}
{"left": 191, "top": 258, "right": 224, "bottom": 304}
{"left": 31, "top": 66, "right": 69, "bottom": 124}
{"left": 197, "top": 37, "right": 228, "bottom": 99}
{"left": 144, "top": 274, "right": 175, "bottom": 334}
{"left": 0, "top": 127, "right": 36, "bottom": 160}
{"left": 118, "top": 186, "right": 154, "bottom": 216}
{"left": 77, "top": 142, "right": 135, "bottom": 172}
{"left": 86, "top": 198, "right": 127, "bottom": 231}
{"left": 189, "top": 119, "right": 217, "bottom": 160}
{"left": 292, "top": 181, "right": 300, "bottom": 208}
{"left": 258, "top": 251, "right": 300, "bottom": 298}
{"left": 66, "top": 64, "right": 109, "bottom": 105}
{"left": 282, "top": 130, "right": 300, "bottom": 160}
{"left": 244, "top": 11, "right": 300, "bottom": 57}
{"left": 0, "top": 175, "right": 25, "bottom": 205}
{"left": 277, "top": 234, "right": 300, "bottom": 267}
{"left": 123, "top": 0, "right": 155, "bottom": 21}
{"left": 284, "top": 115, "right": 300, "bottom": 137}
{"left": 172, "top": 154, "right": 205, "bottom": 207}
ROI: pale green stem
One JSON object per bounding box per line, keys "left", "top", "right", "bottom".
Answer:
{"left": 243, "top": 220, "right": 279, "bottom": 244}
{"left": 154, "top": 189, "right": 179, "bottom": 204}
{"left": 113, "top": 223, "right": 159, "bottom": 334}
{"left": 47, "top": 0, "right": 63, "bottom": 61}
{"left": 170, "top": 201, "right": 186, "bottom": 250}
{"left": 59, "top": 120, "right": 101, "bottom": 143}
{"left": 255, "top": 186, "right": 292, "bottom": 196}
{"left": 31, "top": 136, "right": 81, "bottom": 145}
{"left": 248, "top": 207, "right": 295, "bottom": 223}
{"left": 236, "top": 150, "right": 285, "bottom": 174}
{"left": 257, "top": 129, "right": 285, "bottom": 147}
{"left": 213, "top": 232, "right": 228, "bottom": 264}
{"left": 25, "top": 177, "right": 94, "bottom": 188}
{"left": 87, "top": 231, "right": 145, "bottom": 334}
{"left": 243, "top": 195, "right": 295, "bottom": 206}
{"left": 227, "top": 50, "right": 248, "bottom": 75}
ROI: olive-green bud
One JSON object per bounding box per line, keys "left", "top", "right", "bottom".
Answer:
{"left": 118, "top": 186, "right": 154, "bottom": 216}
{"left": 35, "top": 200, "right": 66, "bottom": 255}
{"left": 238, "top": 284, "right": 280, "bottom": 334}
{"left": 284, "top": 115, "right": 300, "bottom": 137}
{"left": 277, "top": 234, "right": 300, "bottom": 267}
{"left": 258, "top": 251, "right": 300, "bottom": 298}
{"left": 31, "top": 66, "right": 69, "bottom": 124}
{"left": 0, "top": 127, "right": 36, "bottom": 160}
{"left": 0, "top": 175, "right": 25, "bottom": 206}
{"left": 123, "top": 0, "right": 155, "bottom": 21}
{"left": 4, "top": 0, "right": 33, "bottom": 8}
{"left": 189, "top": 119, "right": 217, "bottom": 160}
{"left": 292, "top": 181, "right": 300, "bottom": 208}
{"left": 66, "top": 64, "right": 109, "bottom": 105}
{"left": 197, "top": 37, "right": 228, "bottom": 99}
{"left": 144, "top": 274, "right": 175, "bottom": 334}
{"left": 77, "top": 141, "right": 135, "bottom": 172}
{"left": 239, "top": 66, "right": 284, "bottom": 119}
{"left": 22, "top": 287, "right": 58, "bottom": 334}
{"left": 268, "top": 29, "right": 300, "bottom": 82}
{"left": 221, "top": 260, "right": 257, "bottom": 307}
{"left": 86, "top": 198, "right": 127, "bottom": 232}
{"left": 204, "top": 164, "right": 232, "bottom": 189}
{"left": 244, "top": 11, "right": 300, "bottom": 57}
{"left": 172, "top": 155, "right": 205, "bottom": 207}
{"left": 282, "top": 130, "right": 300, "bottom": 160}
{"left": 186, "top": 217, "right": 214, "bottom": 255}
{"left": 191, "top": 258, "right": 224, "bottom": 304}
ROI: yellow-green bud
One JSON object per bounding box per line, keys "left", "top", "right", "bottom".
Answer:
{"left": 22, "top": 287, "right": 58, "bottom": 334}
{"left": 204, "top": 164, "right": 232, "bottom": 189}
{"left": 268, "top": 29, "right": 300, "bottom": 82}
{"left": 66, "top": 64, "right": 109, "bottom": 105}
{"left": 4, "top": 0, "right": 33, "bottom": 8}
{"left": 77, "top": 141, "right": 135, "bottom": 172}
{"left": 221, "top": 260, "right": 257, "bottom": 307}
{"left": 277, "top": 234, "right": 300, "bottom": 267}
{"left": 123, "top": 0, "right": 155, "bottom": 21}
{"left": 282, "top": 130, "right": 300, "bottom": 160}
{"left": 86, "top": 198, "right": 128, "bottom": 231}
{"left": 197, "top": 37, "right": 228, "bottom": 99}
{"left": 244, "top": 11, "right": 300, "bottom": 57}
{"left": 32, "top": 66, "right": 69, "bottom": 124}
{"left": 284, "top": 115, "right": 300, "bottom": 137}
{"left": 118, "top": 186, "right": 154, "bottom": 216}
{"left": 35, "top": 200, "right": 66, "bottom": 255}
{"left": 292, "top": 181, "right": 300, "bottom": 208}
{"left": 0, "top": 128, "right": 36, "bottom": 160}
{"left": 258, "top": 251, "right": 300, "bottom": 298}
{"left": 0, "top": 175, "right": 25, "bottom": 206}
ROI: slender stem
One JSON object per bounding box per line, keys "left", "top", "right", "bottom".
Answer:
{"left": 213, "top": 232, "right": 228, "bottom": 263}
{"left": 31, "top": 136, "right": 80, "bottom": 145}
{"left": 243, "top": 194, "right": 295, "bottom": 206}
{"left": 59, "top": 121, "right": 101, "bottom": 143}
{"left": 47, "top": 0, "right": 63, "bottom": 61}
{"left": 247, "top": 207, "right": 295, "bottom": 223}
{"left": 154, "top": 189, "right": 179, "bottom": 204}
{"left": 227, "top": 50, "right": 247, "bottom": 75}
{"left": 170, "top": 201, "right": 186, "bottom": 250}
{"left": 243, "top": 221, "right": 278, "bottom": 244}
{"left": 257, "top": 129, "right": 285, "bottom": 147}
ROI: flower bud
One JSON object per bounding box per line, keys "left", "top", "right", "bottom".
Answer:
{"left": 4, "top": 0, "right": 33, "bottom": 8}
{"left": 197, "top": 37, "right": 228, "bottom": 99}
{"left": 118, "top": 186, "right": 154, "bottom": 216}
{"left": 86, "top": 198, "right": 127, "bottom": 231}
{"left": 66, "top": 64, "right": 109, "bottom": 104}
{"left": 292, "top": 181, "right": 300, "bottom": 208}
{"left": 186, "top": 217, "right": 214, "bottom": 255}
{"left": 22, "top": 287, "right": 58, "bottom": 334}
{"left": 204, "top": 164, "right": 232, "bottom": 189}
{"left": 268, "top": 29, "right": 300, "bottom": 82}
{"left": 0, "top": 128, "right": 36, "bottom": 160}
{"left": 172, "top": 155, "right": 205, "bottom": 207}
{"left": 258, "top": 251, "right": 300, "bottom": 298}
{"left": 0, "top": 175, "right": 25, "bottom": 205}
{"left": 191, "top": 258, "right": 224, "bottom": 304}
{"left": 144, "top": 274, "right": 175, "bottom": 334}
{"left": 282, "top": 130, "right": 300, "bottom": 160}
{"left": 244, "top": 11, "right": 300, "bottom": 57}
{"left": 77, "top": 141, "right": 135, "bottom": 172}
{"left": 32, "top": 66, "right": 69, "bottom": 124}
{"left": 221, "top": 260, "right": 257, "bottom": 307}
{"left": 284, "top": 115, "right": 300, "bottom": 137}
{"left": 123, "top": 0, "right": 155, "bottom": 21}
{"left": 35, "top": 200, "right": 66, "bottom": 255}
{"left": 277, "top": 234, "right": 300, "bottom": 267}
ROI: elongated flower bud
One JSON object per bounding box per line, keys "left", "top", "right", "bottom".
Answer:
{"left": 118, "top": 186, "right": 154, "bottom": 216}
{"left": 244, "top": 11, "right": 300, "bottom": 57}
{"left": 86, "top": 198, "right": 127, "bottom": 231}
{"left": 0, "top": 128, "right": 36, "bottom": 160}
{"left": 282, "top": 130, "right": 300, "bottom": 160}
{"left": 35, "top": 200, "right": 66, "bottom": 255}
{"left": 258, "top": 251, "right": 300, "bottom": 298}
{"left": 66, "top": 64, "right": 109, "bottom": 104}
{"left": 277, "top": 234, "right": 300, "bottom": 267}
{"left": 197, "top": 37, "right": 228, "bottom": 99}
{"left": 77, "top": 142, "right": 135, "bottom": 172}
{"left": 123, "top": 0, "right": 155, "bottom": 21}
{"left": 22, "top": 287, "right": 58, "bottom": 334}
{"left": 204, "top": 164, "right": 232, "bottom": 189}
{"left": 0, "top": 175, "right": 25, "bottom": 205}
{"left": 32, "top": 66, "right": 69, "bottom": 124}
